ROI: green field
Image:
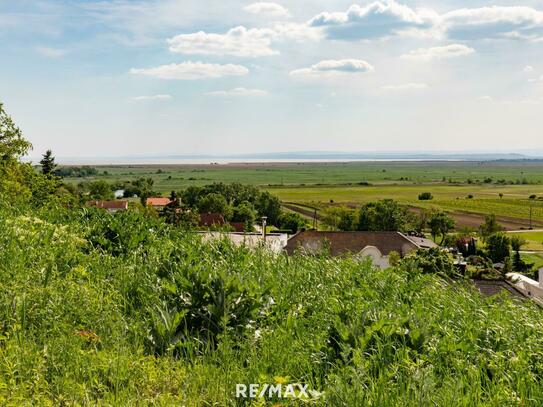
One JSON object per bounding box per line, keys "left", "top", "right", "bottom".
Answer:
{"left": 509, "top": 231, "right": 543, "bottom": 251}
{"left": 62, "top": 161, "right": 543, "bottom": 224}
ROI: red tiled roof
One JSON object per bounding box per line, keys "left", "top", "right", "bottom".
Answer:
{"left": 146, "top": 197, "right": 171, "bottom": 207}
{"left": 87, "top": 200, "right": 128, "bottom": 210}
{"left": 285, "top": 231, "right": 433, "bottom": 257}
{"left": 199, "top": 213, "right": 226, "bottom": 227}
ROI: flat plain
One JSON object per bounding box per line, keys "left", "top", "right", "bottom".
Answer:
{"left": 63, "top": 160, "right": 543, "bottom": 228}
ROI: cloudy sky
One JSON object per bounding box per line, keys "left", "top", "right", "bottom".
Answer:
{"left": 1, "top": 0, "right": 543, "bottom": 158}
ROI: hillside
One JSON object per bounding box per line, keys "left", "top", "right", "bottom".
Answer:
{"left": 1, "top": 203, "right": 543, "bottom": 405}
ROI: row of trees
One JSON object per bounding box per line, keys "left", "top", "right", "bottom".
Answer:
{"left": 320, "top": 200, "right": 455, "bottom": 243}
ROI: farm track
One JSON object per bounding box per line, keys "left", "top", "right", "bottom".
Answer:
{"left": 284, "top": 202, "right": 543, "bottom": 231}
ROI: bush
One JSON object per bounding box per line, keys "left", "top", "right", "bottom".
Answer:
{"left": 418, "top": 192, "right": 433, "bottom": 200}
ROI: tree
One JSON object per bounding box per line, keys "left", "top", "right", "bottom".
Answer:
{"left": 428, "top": 211, "right": 455, "bottom": 245}
{"left": 0, "top": 103, "right": 32, "bottom": 161}
{"left": 232, "top": 202, "right": 257, "bottom": 231}
{"left": 278, "top": 212, "right": 307, "bottom": 234}
{"left": 255, "top": 191, "right": 281, "bottom": 226}
{"left": 197, "top": 193, "right": 231, "bottom": 218}
{"left": 418, "top": 192, "right": 433, "bottom": 201}
{"left": 321, "top": 206, "right": 357, "bottom": 231}
{"left": 510, "top": 236, "right": 532, "bottom": 272}
{"left": 40, "top": 149, "right": 57, "bottom": 176}
{"left": 479, "top": 214, "right": 503, "bottom": 242}
{"left": 401, "top": 248, "right": 456, "bottom": 277}
{"left": 486, "top": 233, "right": 511, "bottom": 263}
{"left": 87, "top": 180, "right": 114, "bottom": 200}
{"left": 357, "top": 199, "right": 411, "bottom": 232}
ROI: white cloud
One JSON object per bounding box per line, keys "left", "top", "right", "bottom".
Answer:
{"left": 244, "top": 2, "right": 290, "bottom": 19}
{"left": 129, "top": 62, "right": 249, "bottom": 80}
{"left": 168, "top": 26, "right": 278, "bottom": 58}
{"left": 290, "top": 59, "right": 374, "bottom": 77}
{"left": 382, "top": 82, "right": 428, "bottom": 90}
{"left": 524, "top": 65, "right": 534, "bottom": 73}
{"left": 132, "top": 94, "right": 172, "bottom": 101}
{"left": 36, "top": 46, "right": 67, "bottom": 58}
{"left": 205, "top": 88, "right": 268, "bottom": 97}
{"left": 401, "top": 44, "right": 475, "bottom": 61}
{"left": 442, "top": 6, "right": 543, "bottom": 41}
{"left": 308, "top": 1, "right": 438, "bottom": 40}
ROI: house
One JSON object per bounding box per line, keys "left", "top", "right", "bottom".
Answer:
{"left": 284, "top": 231, "right": 437, "bottom": 268}
{"left": 199, "top": 212, "right": 227, "bottom": 228}
{"left": 199, "top": 232, "right": 289, "bottom": 254}
{"left": 506, "top": 272, "right": 543, "bottom": 306}
{"left": 87, "top": 200, "right": 128, "bottom": 213}
{"left": 146, "top": 197, "right": 171, "bottom": 210}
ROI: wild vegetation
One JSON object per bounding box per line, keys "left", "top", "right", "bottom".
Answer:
{"left": 3, "top": 103, "right": 543, "bottom": 405}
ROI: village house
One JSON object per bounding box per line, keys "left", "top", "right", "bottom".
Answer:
{"left": 284, "top": 231, "right": 437, "bottom": 269}
{"left": 199, "top": 231, "right": 289, "bottom": 254}
{"left": 87, "top": 200, "right": 128, "bottom": 213}
{"left": 146, "top": 197, "right": 171, "bottom": 211}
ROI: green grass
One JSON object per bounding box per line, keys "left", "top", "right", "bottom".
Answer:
{"left": 2, "top": 203, "right": 543, "bottom": 405}
{"left": 509, "top": 231, "right": 543, "bottom": 251}
{"left": 62, "top": 162, "right": 543, "bottom": 222}
{"left": 521, "top": 253, "right": 543, "bottom": 270}
{"left": 63, "top": 161, "right": 543, "bottom": 190}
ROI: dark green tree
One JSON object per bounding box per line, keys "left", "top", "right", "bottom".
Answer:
{"left": 278, "top": 212, "right": 308, "bottom": 234}
{"left": 479, "top": 214, "right": 503, "bottom": 242}
{"left": 357, "top": 199, "right": 411, "bottom": 232}
{"left": 40, "top": 149, "right": 57, "bottom": 176}
{"left": 486, "top": 233, "right": 511, "bottom": 263}
{"left": 197, "top": 193, "right": 232, "bottom": 218}
{"left": 0, "top": 103, "right": 32, "bottom": 161}
{"left": 428, "top": 211, "right": 455, "bottom": 245}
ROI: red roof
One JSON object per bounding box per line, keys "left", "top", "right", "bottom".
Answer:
{"left": 146, "top": 197, "right": 171, "bottom": 207}
{"left": 87, "top": 200, "right": 128, "bottom": 210}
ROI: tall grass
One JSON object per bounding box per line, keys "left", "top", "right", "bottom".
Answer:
{"left": 1, "top": 203, "right": 542, "bottom": 405}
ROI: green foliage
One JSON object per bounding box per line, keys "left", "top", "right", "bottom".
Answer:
{"left": 479, "top": 214, "right": 503, "bottom": 242}
{"left": 1, "top": 205, "right": 543, "bottom": 405}
{"left": 231, "top": 201, "right": 257, "bottom": 231}
{"left": 85, "top": 180, "right": 114, "bottom": 200}
{"left": 321, "top": 205, "right": 357, "bottom": 231}
{"left": 418, "top": 192, "right": 433, "bottom": 200}
{"left": 357, "top": 199, "right": 411, "bottom": 232}
{"left": 486, "top": 233, "right": 511, "bottom": 263}
{"left": 278, "top": 212, "right": 308, "bottom": 234}
{"left": 428, "top": 211, "right": 455, "bottom": 245}
{"left": 401, "top": 247, "right": 457, "bottom": 277}
{"left": 197, "top": 193, "right": 231, "bottom": 218}
{"left": 0, "top": 102, "right": 32, "bottom": 161}
{"left": 39, "top": 149, "right": 57, "bottom": 176}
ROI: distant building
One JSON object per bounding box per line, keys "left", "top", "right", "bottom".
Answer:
{"left": 199, "top": 232, "right": 288, "bottom": 254}
{"left": 199, "top": 213, "right": 227, "bottom": 228}
{"left": 146, "top": 197, "right": 171, "bottom": 210}
{"left": 506, "top": 272, "right": 543, "bottom": 306}
{"left": 284, "top": 231, "right": 437, "bottom": 269}
{"left": 87, "top": 200, "right": 128, "bottom": 213}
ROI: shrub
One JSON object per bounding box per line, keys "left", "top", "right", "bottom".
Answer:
{"left": 418, "top": 192, "right": 433, "bottom": 200}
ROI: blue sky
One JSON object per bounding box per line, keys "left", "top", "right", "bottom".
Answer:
{"left": 1, "top": 0, "right": 543, "bottom": 158}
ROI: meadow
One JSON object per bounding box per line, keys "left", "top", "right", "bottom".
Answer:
{"left": 61, "top": 161, "right": 543, "bottom": 228}
{"left": 2, "top": 202, "right": 543, "bottom": 405}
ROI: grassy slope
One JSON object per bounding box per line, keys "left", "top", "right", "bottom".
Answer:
{"left": 1, "top": 204, "right": 543, "bottom": 405}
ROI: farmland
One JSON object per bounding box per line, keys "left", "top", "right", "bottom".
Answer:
{"left": 61, "top": 161, "right": 543, "bottom": 228}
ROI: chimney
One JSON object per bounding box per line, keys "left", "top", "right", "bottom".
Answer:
{"left": 261, "top": 216, "right": 267, "bottom": 242}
